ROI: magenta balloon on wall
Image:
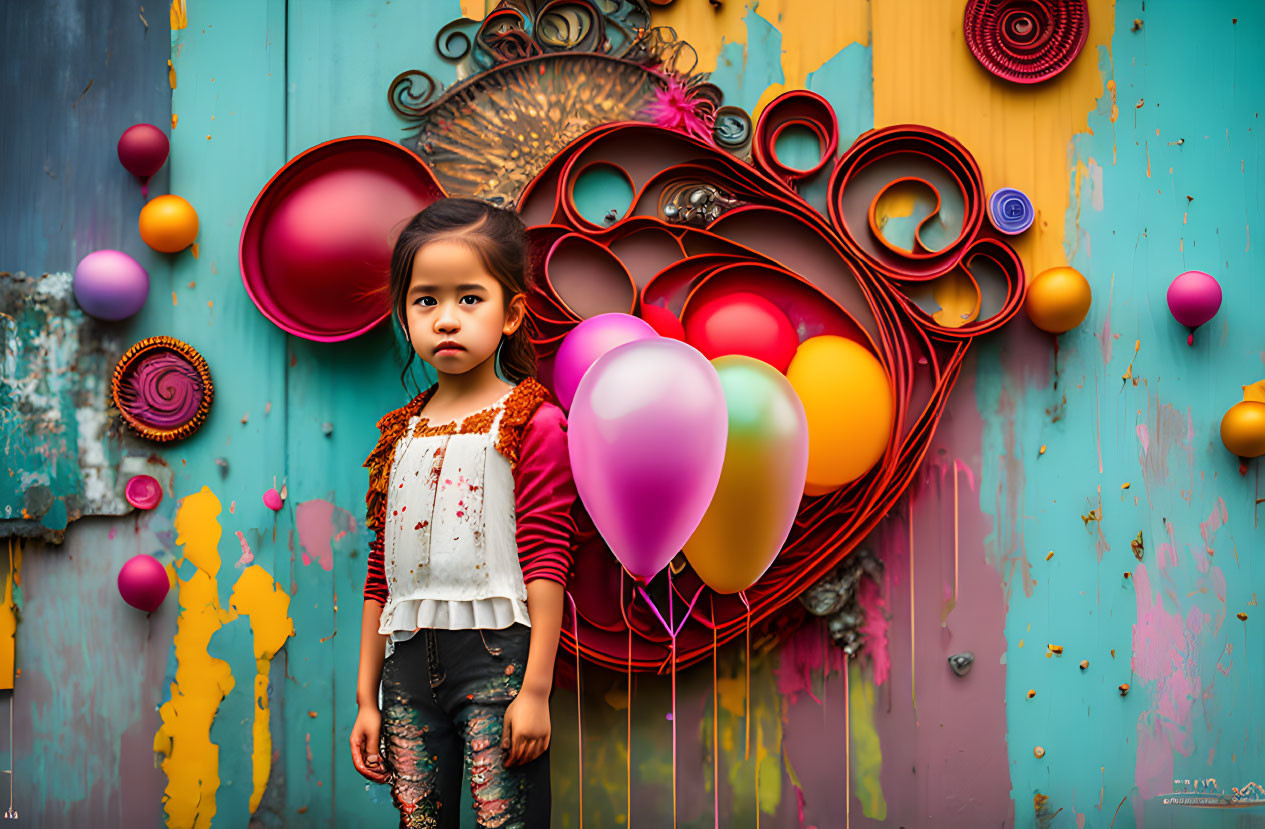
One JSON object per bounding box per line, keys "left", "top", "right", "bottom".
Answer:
{"left": 568, "top": 337, "right": 728, "bottom": 584}
{"left": 117, "top": 123, "right": 170, "bottom": 197}
{"left": 553, "top": 312, "right": 658, "bottom": 410}
{"left": 73, "top": 249, "right": 150, "bottom": 320}
{"left": 118, "top": 553, "right": 170, "bottom": 612}
{"left": 1166, "top": 270, "right": 1222, "bottom": 345}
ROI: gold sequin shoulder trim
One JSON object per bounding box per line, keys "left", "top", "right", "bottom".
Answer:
{"left": 494, "top": 377, "right": 551, "bottom": 469}
{"left": 362, "top": 384, "right": 436, "bottom": 530}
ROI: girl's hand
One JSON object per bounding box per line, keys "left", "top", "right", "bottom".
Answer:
{"left": 502, "top": 688, "right": 550, "bottom": 767}
{"left": 350, "top": 704, "right": 390, "bottom": 783}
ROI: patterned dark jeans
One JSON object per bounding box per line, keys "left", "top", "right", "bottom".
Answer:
{"left": 379, "top": 623, "right": 551, "bottom": 829}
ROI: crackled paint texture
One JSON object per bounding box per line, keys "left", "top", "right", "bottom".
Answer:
{"left": 6, "top": 0, "right": 1263, "bottom": 826}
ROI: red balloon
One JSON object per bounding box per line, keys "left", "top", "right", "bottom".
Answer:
{"left": 683, "top": 291, "right": 799, "bottom": 372}
{"left": 639, "top": 302, "right": 685, "bottom": 340}
{"left": 117, "top": 124, "right": 170, "bottom": 179}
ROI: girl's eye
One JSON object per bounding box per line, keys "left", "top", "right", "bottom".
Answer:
{"left": 460, "top": 295, "right": 481, "bottom": 305}
{"left": 414, "top": 297, "right": 436, "bottom": 307}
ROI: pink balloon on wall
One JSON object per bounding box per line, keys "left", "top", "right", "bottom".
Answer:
{"left": 553, "top": 312, "right": 658, "bottom": 410}
{"left": 567, "top": 337, "right": 728, "bottom": 584}
{"left": 1166, "top": 270, "right": 1222, "bottom": 345}
{"left": 118, "top": 554, "right": 170, "bottom": 612}
{"left": 117, "top": 123, "right": 170, "bottom": 197}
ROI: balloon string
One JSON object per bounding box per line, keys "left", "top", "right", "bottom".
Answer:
{"left": 634, "top": 581, "right": 705, "bottom": 640}
{"left": 739, "top": 590, "right": 751, "bottom": 761}
{"left": 566, "top": 589, "right": 583, "bottom": 829}
{"left": 844, "top": 651, "right": 851, "bottom": 829}
{"left": 623, "top": 573, "right": 631, "bottom": 827}
{"left": 669, "top": 568, "right": 677, "bottom": 829}
{"left": 711, "top": 593, "right": 719, "bottom": 829}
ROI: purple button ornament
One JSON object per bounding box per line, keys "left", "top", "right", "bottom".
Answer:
{"left": 988, "top": 187, "right": 1034, "bottom": 235}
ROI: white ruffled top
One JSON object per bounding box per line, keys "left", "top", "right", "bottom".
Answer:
{"left": 377, "top": 389, "right": 532, "bottom": 642}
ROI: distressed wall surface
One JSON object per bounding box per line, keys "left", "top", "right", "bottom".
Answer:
{"left": 3, "top": 1, "right": 1262, "bottom": 827}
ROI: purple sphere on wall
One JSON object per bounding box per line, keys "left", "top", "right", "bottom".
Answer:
{"left": 73, "top": 249, "right": 150, "bottom": 320}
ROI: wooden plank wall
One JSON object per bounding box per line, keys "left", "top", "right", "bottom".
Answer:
{"left": 3, "top": 1, "right": 1262, "bottom": 827}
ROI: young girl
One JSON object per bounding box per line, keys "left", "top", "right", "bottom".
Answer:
{"left": 350, "top": 197, "right": 578, "bottom": 828}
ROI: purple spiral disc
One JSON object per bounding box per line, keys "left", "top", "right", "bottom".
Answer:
{"left": 988, "top": 187, "right": 1034, "bottom": 234}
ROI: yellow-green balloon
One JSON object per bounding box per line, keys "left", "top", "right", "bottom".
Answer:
{"left": 682, "top": 355, "right": 809, "bottom": 594}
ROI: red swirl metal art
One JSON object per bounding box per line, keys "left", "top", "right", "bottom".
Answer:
{"left": 963, "top": 0, "right": 1090, "bottom": 84}
{"left": 513, "top": 102, "right": 1027, "bottom": 672}
{"left": 111, "top": 336, "right": 214, "bottom": 443}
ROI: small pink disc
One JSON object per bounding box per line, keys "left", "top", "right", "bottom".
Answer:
{"left": 125, "top": 474, "right": 163, "bottom": 510}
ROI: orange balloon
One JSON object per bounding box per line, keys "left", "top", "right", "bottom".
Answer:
{"left": 786, "top": 335, "right": 893, "bottom": 494}
{"left": 139, "top": 194, "right": 199, "bottom": 253}
{"left": 1025, "top": 266, "right": 1091, "bottom": 333}
{"left": 1220, "top": 401, "right": 1265, "bottom": 458}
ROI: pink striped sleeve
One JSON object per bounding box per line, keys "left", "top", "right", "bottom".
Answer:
{"left": 513, "top": 402, "right": 579, "bottom": 587}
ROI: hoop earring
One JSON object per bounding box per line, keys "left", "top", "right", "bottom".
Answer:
{"left": 494, "top": 336, "right": 508, "bottom": 383}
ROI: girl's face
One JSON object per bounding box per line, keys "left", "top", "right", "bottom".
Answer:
{"left": 401, "top": 238, "right": 526, "bottom": 377}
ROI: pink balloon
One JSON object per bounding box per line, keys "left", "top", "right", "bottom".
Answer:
{"left": 118, "top": 123, "right": 170, "bottom": 197}
{"left": 568, "top": 338, "right": 728, "bottom": 584}
{"left": 118, "top": 554, "right": 170, "bottom": 612}
{"left": 553, "top": 312, "right": 658, "bottom": 410}
{"left": 1167, "top": 270, "right": 1222, "bottom": 345}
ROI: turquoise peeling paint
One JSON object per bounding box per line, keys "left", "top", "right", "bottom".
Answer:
{"left": 977, "top": 2, "right": 1264, "bottom": 825}
{"left": 14, "top": 0, "right": 1263, "bottom": 824}
{"left": 709, "top": 6, "right": 785, "bottom": 116}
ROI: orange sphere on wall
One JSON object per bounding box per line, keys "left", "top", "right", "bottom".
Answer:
{"left": 1024, "top": 266, "right": 1092, "bottom": 333}
{"left": 1220, "top": 401, "right": 1265, "bottom": 458}
{"left": 138, "top": 194, "right": 199, "bottom": 253}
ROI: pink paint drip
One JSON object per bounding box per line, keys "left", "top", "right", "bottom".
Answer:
{"left": 1196, "top": 497, "right": 1228, "bottom": 574}
{"left": 294, "top": 498, "right": 357, "bottom": 572}
{"left": 1131, "top": 563, "right": 1204, "bottom": 803}
{"left": 1156, "top": 519, "right": 1179, "bottom": 571}
{"left": 857, "top": 569, "right": 891, "bottom": 687}
{"left": 234, "top": 530, "right": 254, "bottom": 569}
{"left": 774, "top": 617, "right": 847, "bottom": 705}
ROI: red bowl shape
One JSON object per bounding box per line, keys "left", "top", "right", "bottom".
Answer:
{"left": 239, "top": 136, "right": 445, "bottom": 341}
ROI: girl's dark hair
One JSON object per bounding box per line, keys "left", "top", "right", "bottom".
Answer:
{"left": 386, "top": 197, "right": 537, "bottom": 392}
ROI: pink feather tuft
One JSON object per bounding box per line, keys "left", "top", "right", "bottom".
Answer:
{"left": 641, "top": 78, "right": 714, "bottom": 144}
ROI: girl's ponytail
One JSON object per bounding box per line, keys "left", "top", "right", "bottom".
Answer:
{"left": 497, "top": 323, "right": 537, "bottom": 386}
